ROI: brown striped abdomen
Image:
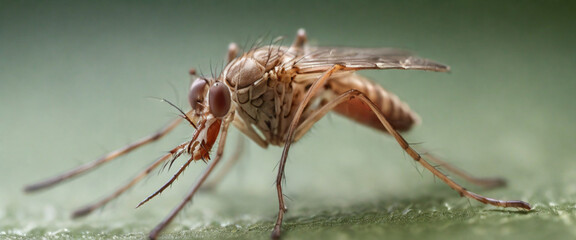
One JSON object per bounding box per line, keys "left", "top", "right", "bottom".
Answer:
{"left": 326, "top": 74, "right": 420, "bottom": 133}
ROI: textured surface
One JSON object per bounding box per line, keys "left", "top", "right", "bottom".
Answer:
{"left": 1, "top": 1, "right": 575, "bottom": 240}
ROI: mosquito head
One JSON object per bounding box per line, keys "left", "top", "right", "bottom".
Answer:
{"left": 186, "top": 77, "right": 229, "bottom": 161}
{"left": 188, "top": 78, "right": 231, "bottom": 119}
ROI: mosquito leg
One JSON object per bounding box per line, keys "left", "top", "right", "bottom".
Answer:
{"left": 137, "top": 120, "right": 210, "bottom": 208}
{"left": 148, "top": 113, "right": 234, "bottom": 240}
{"left": 227, "top": 42, "right": 239, "bottom": 63}
{"left": 297, "top": 90, "right": 506, "bottom": 190}
{"left": 201, "top": 134, "right": 246, "bottom": 191}
{"left": 317, "top": 89, "right": 530, "bottom": 210}
{"left": 72, "top": 142, "right": 188, "bottom": 218}
{"left": 294, "top": 91, "right": 509, "bottom": 191}
{"left": 272, "top": 65, "right": 345, "bottom": 239}
{"left": 423, "top": 152, "right": 506, "bottom": 189}
{"left": 24, "top": 116, "right": 184, "bottom": 192}
{"left": 232, "top": 116, "right": 268, "bottom": 148}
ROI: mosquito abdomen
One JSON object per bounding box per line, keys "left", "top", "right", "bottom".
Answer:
{"left": 326, "top": 74, "right": 420, "bottom": 133}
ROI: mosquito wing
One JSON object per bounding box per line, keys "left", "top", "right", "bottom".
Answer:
{"left": 293, "top": 47, "right": 450, "bottom": 74}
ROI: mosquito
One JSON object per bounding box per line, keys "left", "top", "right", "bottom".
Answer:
{"left": 24, "top": 29, "right": 531, "bottom": 239}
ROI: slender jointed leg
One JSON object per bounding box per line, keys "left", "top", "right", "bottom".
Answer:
{"left": 296, "top": 99, "right": 506, "bottom": 190}
{"left": 423, "top": 152, "right": 506, "bottom": 189}
{"left": 271, "top": 65, "right": 345, "bottom": 239}
{"left": 307, "top": 89, "right": 530, "bottom": 209}
{"left": 24, "top": 117, "right": 184, "bottom": 192}
{"left": 148, "top": 113, "right": 234, "bottom": 240}
{"left": 137, "top": 117, "right": 211, "bottom": 208}
{"left": 72, "top": 142, "right": 189, "bottom": 218}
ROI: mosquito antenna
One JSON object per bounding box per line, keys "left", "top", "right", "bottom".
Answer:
{"left": 166, "top": 81, "right": 181, "bottom": 107}
{"left": 155, "top": 98, "right": 197, "bottom": 129}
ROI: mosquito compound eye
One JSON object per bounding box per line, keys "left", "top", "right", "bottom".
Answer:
{"left": 188, "top": 78, "right": 208, "bottom": 112}
{"left": 208, "top": 82, "right": 231, "bottom": 118}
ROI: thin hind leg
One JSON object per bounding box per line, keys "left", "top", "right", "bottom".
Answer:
{"left": 293, "top": 89, "right": 508, "bottom": 190}
{"left": 271, "top": 65, "right": 346, "bottom": 239}
{"left": 314, "top": 89, "right": 531, "bottom": 209}
{"left": 423, "top": 152, "right": 506, "bottom": 189}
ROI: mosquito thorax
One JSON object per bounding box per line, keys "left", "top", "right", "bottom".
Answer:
{"left": 224, "top": 47, "right": 283, "bottom": 89}
{"left": 188, "top": 78, "right": 209, "bottom": 113}
{"left": 224, "top": 57, "right": 265, "bottom": 89}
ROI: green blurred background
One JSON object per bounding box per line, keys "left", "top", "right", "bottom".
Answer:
{"left": 1, "top": 1, "right": 575, "bottom": 239}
